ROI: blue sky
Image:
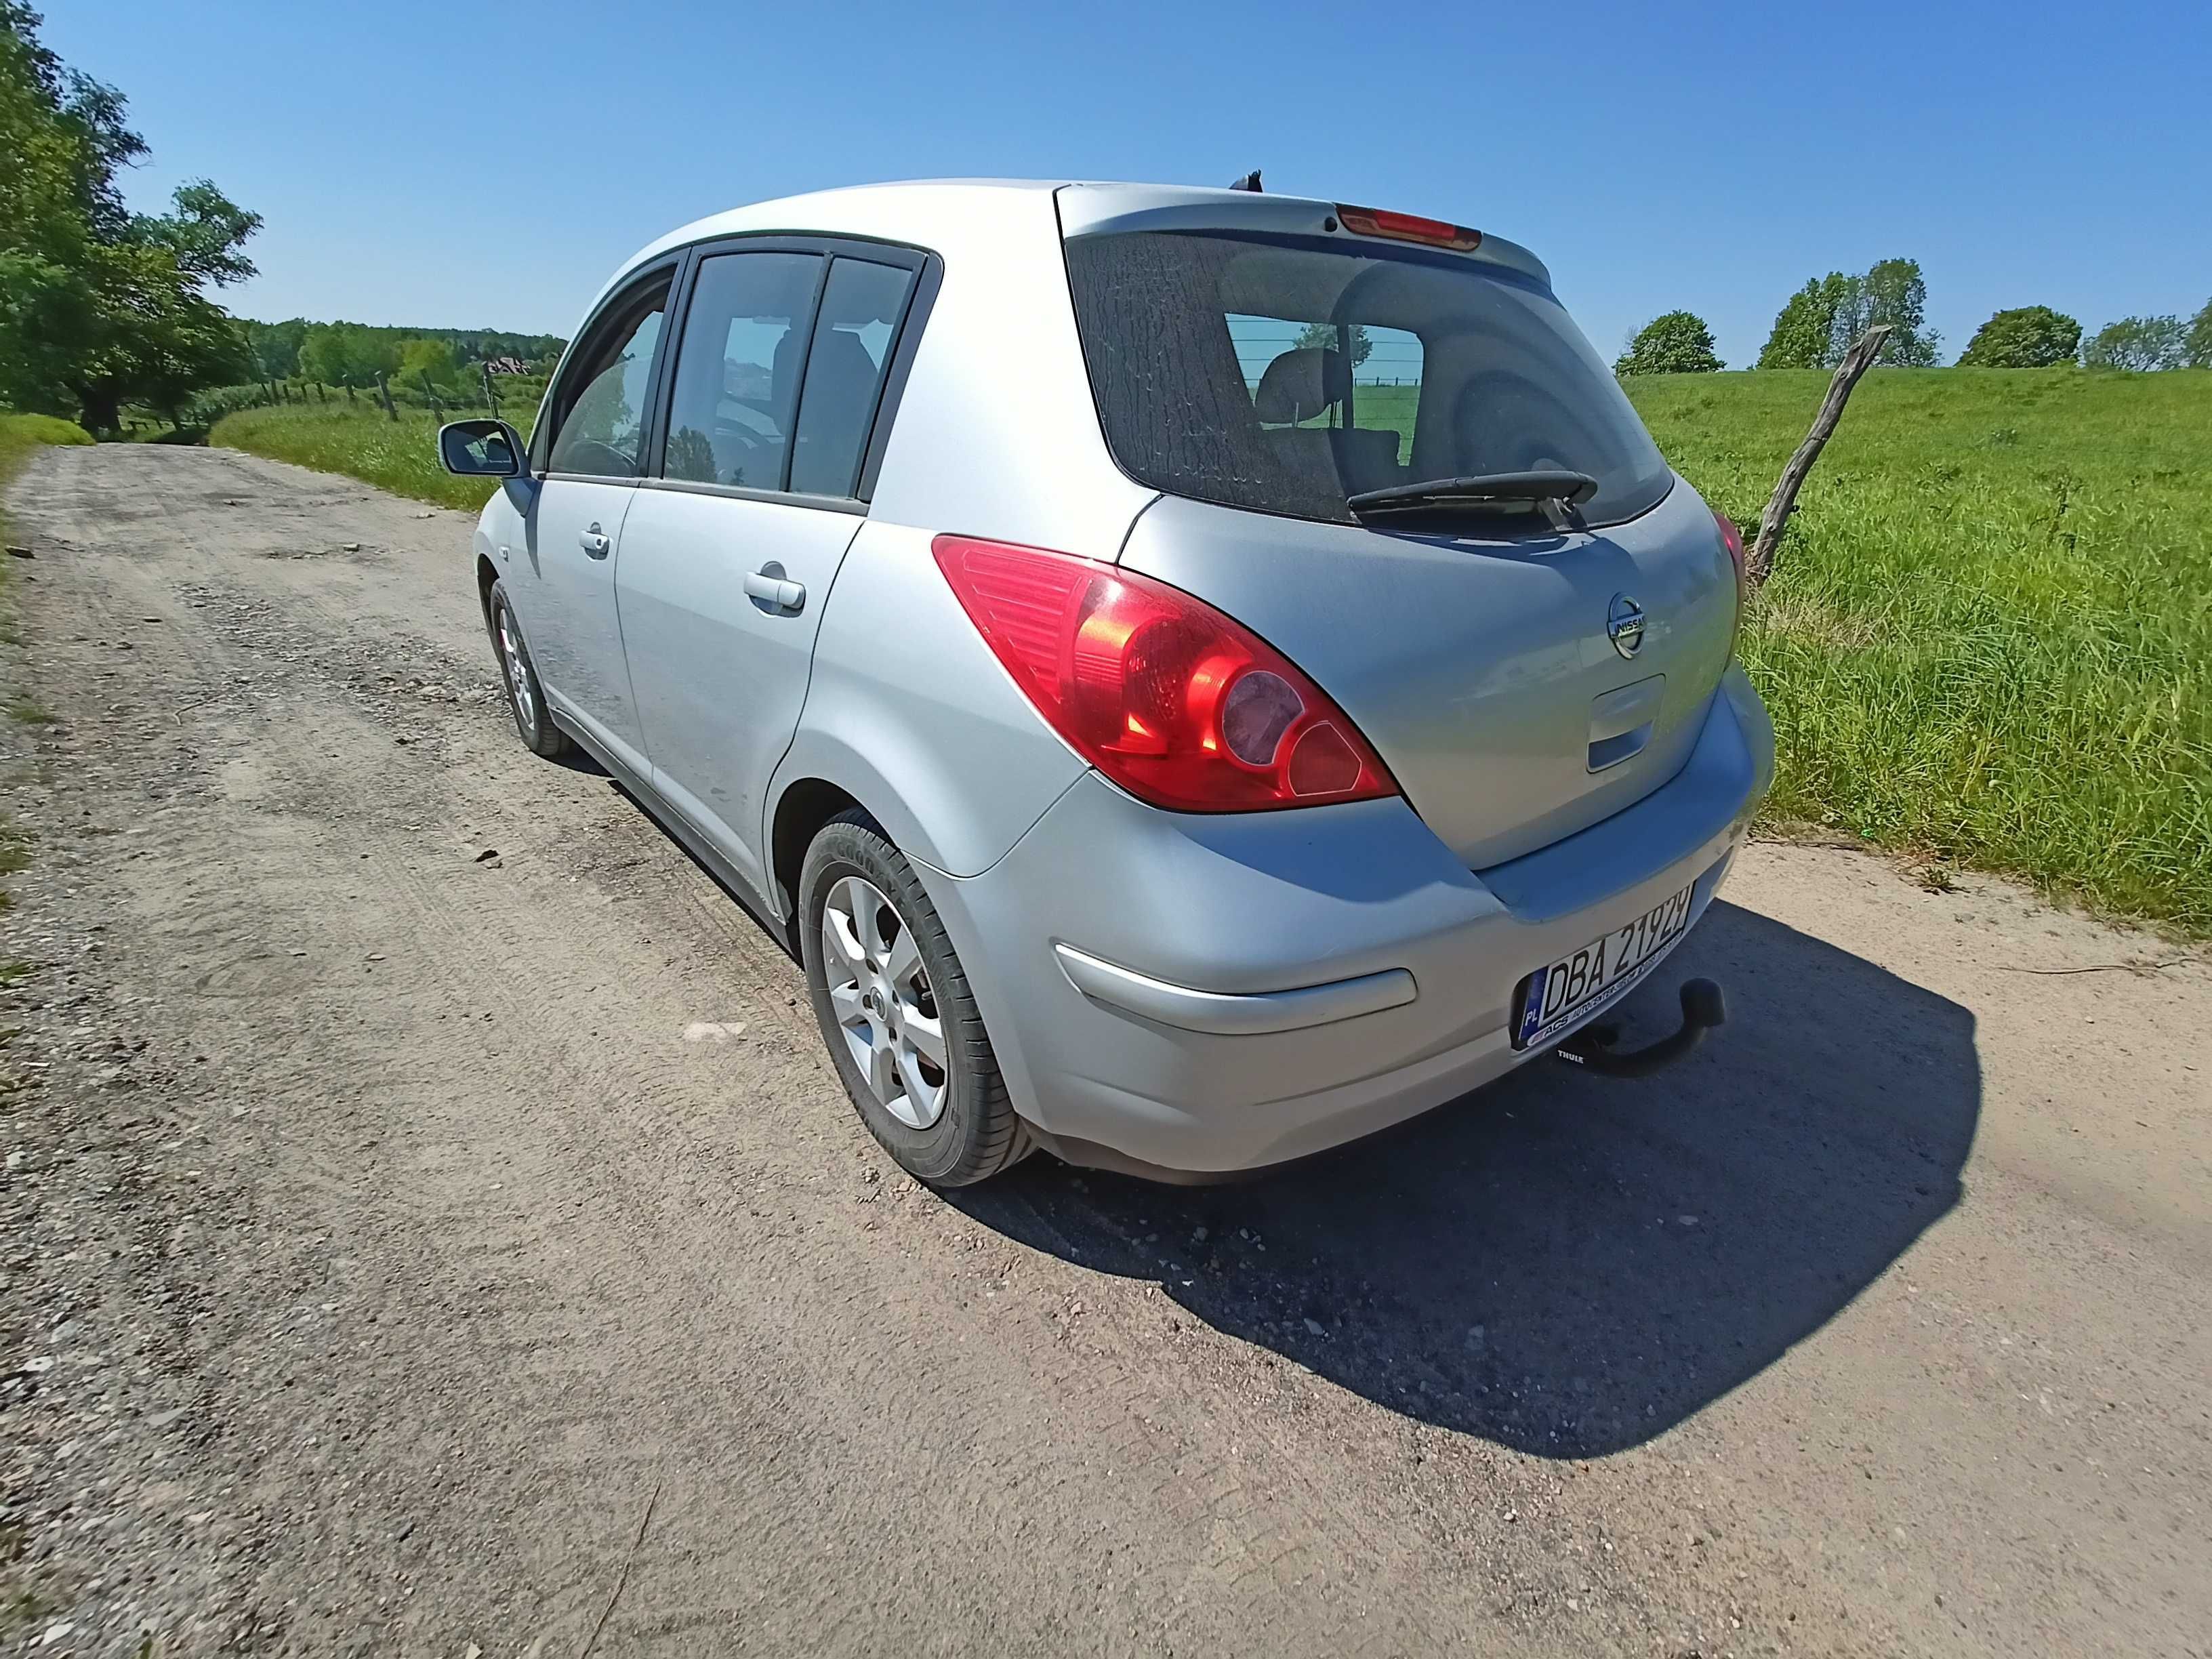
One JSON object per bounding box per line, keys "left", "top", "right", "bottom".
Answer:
{"left": 37, "top": 0, "right": 2212, "bottom": 367}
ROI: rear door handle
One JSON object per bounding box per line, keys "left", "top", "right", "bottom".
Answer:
{"left": 743, "top": 567, "right": 806, "bottom": 613}
{"left": 579, "top": 524, "right": 611, "bottom": 559}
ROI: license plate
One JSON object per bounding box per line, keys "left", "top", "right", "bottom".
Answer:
{"left": 1511, "top": 880, "right": 1697, "bottom": 1051}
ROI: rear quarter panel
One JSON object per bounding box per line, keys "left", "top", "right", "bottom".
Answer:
{"left": 853, "top": 189, "right": 1153, "bottom": 562}
{"left": 767, "top": 520, "right": 1088, "bottom": 880}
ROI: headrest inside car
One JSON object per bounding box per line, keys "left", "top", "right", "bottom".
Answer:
{"left": 1252, "top": 346, "right": 1350, "bottom": 424}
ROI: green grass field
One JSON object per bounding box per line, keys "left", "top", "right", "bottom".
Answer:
{"left": 213, "top": 369, "right": 2212, "bottom": 934}
{"left": 1626, "top": 369, "right": 2210, "bottom": 934}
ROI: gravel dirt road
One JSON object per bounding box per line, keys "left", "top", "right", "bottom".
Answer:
{"left": 3, "top": 444, "right": 2207, "bottom": 1658}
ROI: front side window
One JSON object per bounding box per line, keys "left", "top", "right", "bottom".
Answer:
{"left": 545, "top": 277, "right": 670, "bottom": 478}
{"left": 660, "top": 251, "right": 823, "bottom": 491}
{"left": 1066, "top": 229, "right": 1672, "bottom": 528}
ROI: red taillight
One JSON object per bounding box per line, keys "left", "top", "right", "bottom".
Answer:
{"left": 1714, "top": 510, "right": 1746, "bottom": 596}
{"left": 1335, "top": 203, "right": 1483, "bottom": 251}
{"left": 932, "top": 536, "right": 1399, "bottom": 813}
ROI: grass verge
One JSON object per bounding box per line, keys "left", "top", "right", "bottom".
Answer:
{"left": 0, "top": 413, "right": 86, "bottom": 912}
{"left": 212, "top": 403, "right": 501, "bottom": 510}
{"left": 0, "top": 413, "right": 94, "bottom": 516}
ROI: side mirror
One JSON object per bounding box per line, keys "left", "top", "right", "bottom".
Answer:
{"left": 438, "top": 418, "right": 525, "bottom": 478}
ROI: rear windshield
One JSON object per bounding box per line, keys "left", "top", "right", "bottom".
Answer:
{"left": 1063, "top": 228, "right": 1673, "bottom": 529}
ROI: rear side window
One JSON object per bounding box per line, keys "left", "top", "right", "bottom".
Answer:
{"left": 789, "top": 258, "right": 916, "bottom": 498}
{"left": 1065, "top": 230, "right": 1672, "bottom": 528}
{"left": 660, "top": 251, "right": 823, "bottom": 491}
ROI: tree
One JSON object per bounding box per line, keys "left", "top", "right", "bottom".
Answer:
{"left": 2184, "top": 297, "right": 2212, "bottom": 371}
{"left": 399, "top": 335, "right": 462, "bottom": 396}
{"left": 1757, "top": 274, "right": 1852, "bottom": 369}
{"left": 1759, "top": 261, "right": 1940, "bottom": 369}
{"left": 2081, "top": 316, "right": 2187, "bottom": 371}
{"left": 1957, "top": 306, "right": 2082, "bottom": 368}
{"left": 1836, "top": 258, "right": 1940, "bottom": 367}
{"left": 245, "top": 316, "right": 306, "bottom": 381}
{"left": 295, "top": 323, "right": 347, "bottom": 388}
{"left": 298, "top": 321, "right": 396, "bottom": 390}
{"left": 1292, "top": 319, "right": 1372, "bottom": 367}
{"left": 1614, "top": 310, "right": 1723, "bottom": 375}
{"left": 0, "top": 2, "right": 259, "bottom": 430}
{"left": 342, "top": 325, "right": 398, "bottom": 388}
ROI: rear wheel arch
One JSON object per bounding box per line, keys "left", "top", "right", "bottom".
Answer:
{"left": 770, "top": 776, "right": 865, "bottom": 924}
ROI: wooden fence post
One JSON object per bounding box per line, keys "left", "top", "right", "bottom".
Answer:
{"left": 375, "top": 372, "right": 398, "bottom": 423}
{"left": 1747, "top": 325, "right": 1893, "bottom": 588}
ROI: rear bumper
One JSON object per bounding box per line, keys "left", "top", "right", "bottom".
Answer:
{"left": 921, "top": 666, "right": 1774, "bottom": 1175}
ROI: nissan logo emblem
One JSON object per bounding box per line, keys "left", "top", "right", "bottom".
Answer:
{"left": 1607, "top": 594, "right": 1646, "bottom": 659}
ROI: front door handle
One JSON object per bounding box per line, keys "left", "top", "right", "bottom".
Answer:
{"left": 743, "top": 566, "right": 806, "bottom": 613}
{"left": 579, "top": 523, "right": 611, "bottom": 559}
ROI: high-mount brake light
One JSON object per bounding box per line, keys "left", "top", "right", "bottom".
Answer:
{"left": 931, "top": 536, "right": 1399, "bottom": 813}
{"left": 1334, "top": 203, "right": 1483, "bottom": 251}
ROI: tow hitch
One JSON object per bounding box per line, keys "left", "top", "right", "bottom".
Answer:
{"left": 1556, "top": 978, "right": 1725, "bottom": 1078}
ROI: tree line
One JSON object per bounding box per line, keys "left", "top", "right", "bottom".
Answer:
{"left": 240, "top": 318, "right": 566, "bottom": 393}
{"left": 1618, "top": 259, "right": 2212, "bottom": 375}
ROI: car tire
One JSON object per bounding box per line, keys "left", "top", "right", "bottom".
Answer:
{"left": 798, "top": 809, "right": 1031, "bottom": 1187}
{"left": 486, "top": 579, "right": 569, "bottom": 759}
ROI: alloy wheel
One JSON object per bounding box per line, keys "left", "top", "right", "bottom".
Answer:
{"left": 498, "top": 608, "right": 537, "bottom": 736}
{"left": 820, "top": 874, "right": 947, "bottom": 1129}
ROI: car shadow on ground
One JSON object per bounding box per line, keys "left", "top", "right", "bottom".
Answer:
{"left": 950, "top": 899, "right": 1980, "bottom": 1458}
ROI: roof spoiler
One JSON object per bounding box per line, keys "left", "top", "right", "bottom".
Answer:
{"left": 1054, "top": 185, "right": 1553, "bottom": 288}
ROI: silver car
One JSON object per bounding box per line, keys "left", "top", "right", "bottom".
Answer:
{"left": 438, "top": 180, "right": 1774, "bottom": 1185}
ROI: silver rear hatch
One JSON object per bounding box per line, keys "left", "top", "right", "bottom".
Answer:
{"left": 1118, "top": 487, "right": 1734, "bottom": 867}
{"left": 1059, "top": 186, "right": 1739, "bottom": 868}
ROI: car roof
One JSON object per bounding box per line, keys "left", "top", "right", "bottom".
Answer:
{"left": 605, "top": 179, "right": 1550, "bottom": 305}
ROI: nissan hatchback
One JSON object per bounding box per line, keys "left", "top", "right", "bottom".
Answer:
{"left": 438, "top": 180, "right": 1774, "bottom": 1186}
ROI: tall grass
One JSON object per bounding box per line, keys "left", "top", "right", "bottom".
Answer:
{"left": 1625, "top": 368, "right": 2211, "bottom": 933}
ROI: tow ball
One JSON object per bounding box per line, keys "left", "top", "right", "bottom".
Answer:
{"left": 1555, "top": 978, "right": 1726, "bottom": 1078}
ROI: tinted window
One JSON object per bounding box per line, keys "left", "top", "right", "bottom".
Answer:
{"left": 661, "top": 251, "right": 823, "bottom": 491}
{"left": 788, "top": 258, "right": 915, "bottom": 498}
{"left": 1066, "top": 230, "right": 1671, "bottom": 528}
{"left": 545, "top": 279, "right": 669, "bottom": 478}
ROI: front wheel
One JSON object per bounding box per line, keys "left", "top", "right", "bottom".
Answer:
{"left": 486, "top": 579, "right": 569, "bottom": 759}
{"left": 798, "top": 810, "right": 1030, "bottom": 1186}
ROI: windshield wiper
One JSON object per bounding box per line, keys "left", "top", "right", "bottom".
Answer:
{"left": 1345, "top": 470, "right": 1598, "bottom": 518}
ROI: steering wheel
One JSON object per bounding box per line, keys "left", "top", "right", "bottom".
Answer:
{"left": 552, "top": 438, "right": 636, "bottom": 478}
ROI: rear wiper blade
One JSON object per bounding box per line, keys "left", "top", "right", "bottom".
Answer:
{"left": 1345, "top": 470, "right": 1597, "bottom": 516}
